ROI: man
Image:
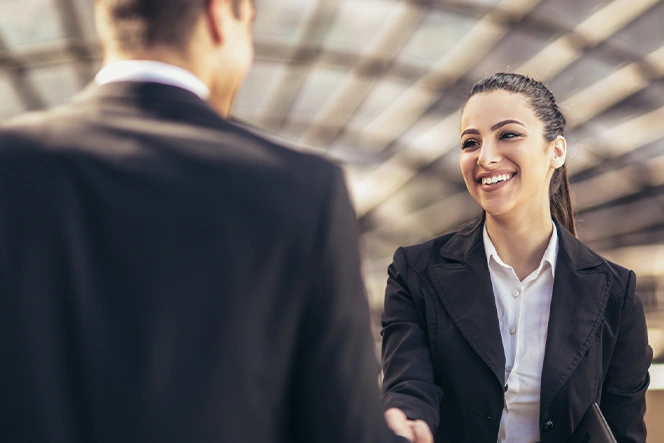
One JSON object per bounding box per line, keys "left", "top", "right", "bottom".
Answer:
{"left": 0, "top": 0, "right": 432, "bottom": 442}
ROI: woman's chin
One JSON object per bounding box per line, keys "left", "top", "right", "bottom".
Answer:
{"left": 481, "top": 203, "right": 514, "bottom": 219}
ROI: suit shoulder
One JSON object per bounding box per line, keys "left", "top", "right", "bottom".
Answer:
{"left": 0, "top": 111, "right": 52, "bottom": 158}
{"left": 227, "top": 119, "right": 341, "bottom": 188}
{"left": 230, "top": 120, "right": 334, "bottom": 165}
{"left": 1, "top": 104, "right": 67, "bottom": 133}
{"left": 395, "top": 231, "right": 459, "bottom": 272}
{"left": 599, "top": 255, "right": 631, "bottom": 277}
{"left": 573, "top": 239, "right": 631, "bottom": 281}
{"left": 573, "top": 240, "right": 633, "bottom": 296}
{"left": 0, "top": 104, "right": 83, "bottom": 156}
{"left": 597, "top": 253, "right": 632, "bottom": 292}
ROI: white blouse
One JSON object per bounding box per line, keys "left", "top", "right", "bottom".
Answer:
{"left": 483, "top": 223, "right": 559, "bottom": 443}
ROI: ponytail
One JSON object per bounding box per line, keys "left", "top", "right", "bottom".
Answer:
{"left": 549, "top": 164, "right": 576, "bottom": 237}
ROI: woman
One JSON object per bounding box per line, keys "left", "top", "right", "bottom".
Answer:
{"left": 381, "top": 73, "right": 652, "bottom": 443}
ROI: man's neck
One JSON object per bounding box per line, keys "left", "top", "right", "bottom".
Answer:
{"left": 103, "top": 48, "right": 195, "bottom": 75}
{"left": 102, "top": 50, "right": 235, "bottom": 118}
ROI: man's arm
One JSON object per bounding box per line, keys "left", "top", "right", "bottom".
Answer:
{"left": 288, "top": 164, "right": 414, "bottom": 443}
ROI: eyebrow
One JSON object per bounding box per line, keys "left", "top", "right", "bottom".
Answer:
{"left": 460, "top": 119, "right": 526, "bottom": 137}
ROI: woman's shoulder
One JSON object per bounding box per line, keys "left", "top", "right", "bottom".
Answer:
{"left": 395, "top": 231, "right": 466, "bottom": 268}
{"left": 595, "top": 252, "right": 634, "bottom": 293}
{"left": 560, "top": 230, "right": 633, "bottom": 292}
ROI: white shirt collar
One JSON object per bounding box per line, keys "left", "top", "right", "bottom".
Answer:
{"left": 483, "top": 221, "right": 559, "bottom": 279}
{"left": 95, "top": 60, "right": 210, "bottom": 100}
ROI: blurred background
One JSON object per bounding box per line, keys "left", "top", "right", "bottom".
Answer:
{"left": 0, "top": 0, "right": 663, "bottom": 437}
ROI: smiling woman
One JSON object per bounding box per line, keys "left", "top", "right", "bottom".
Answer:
{"left": 381, "top": 73, "right": 653, "bottom": 443}
{"left": 461, "top": 74, "right": 574, "bottom": 240}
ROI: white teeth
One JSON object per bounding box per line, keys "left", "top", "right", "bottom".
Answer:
{"left": 482, "top": 174, "right": 513, "bottom": 185}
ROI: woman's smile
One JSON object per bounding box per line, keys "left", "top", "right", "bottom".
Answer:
{"left": 459, "top": 90, "right": 557, "bottom": 218}
{"left": 476, "top": 171, "right": 517, "bottom": 192}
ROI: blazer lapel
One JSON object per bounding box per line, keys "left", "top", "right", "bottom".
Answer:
{"left": 428, "top": 227, "right": 506, "bottom": 387}
{"left": 540, "top": 224, "right": 611, "bottom": 416}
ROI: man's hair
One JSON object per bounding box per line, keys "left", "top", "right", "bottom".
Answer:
{"left": 95, "top": 0, "right": 246, "bottom": 51}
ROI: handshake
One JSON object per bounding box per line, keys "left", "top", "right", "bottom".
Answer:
{"left": 385, "top": 408, "right": 433, "bottom": 443}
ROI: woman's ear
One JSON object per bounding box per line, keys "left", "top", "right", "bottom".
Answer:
{"left": 551, "top": 135, "right": 567, "bottom": 169}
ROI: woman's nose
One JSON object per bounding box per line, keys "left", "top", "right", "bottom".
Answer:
{"left": 477, "top": 140, "right": 501, "bottom": 167}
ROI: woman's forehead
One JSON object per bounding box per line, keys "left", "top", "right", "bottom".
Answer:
{"left": 461, "top": 91, "right": 538, "bottom": 129}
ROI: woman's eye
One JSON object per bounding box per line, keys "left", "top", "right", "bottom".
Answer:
{"left": 500, "top": 131, "right": 521, "bottom": 140}
{"left": 461, "top": 139, "right": 479, "bottom": 149}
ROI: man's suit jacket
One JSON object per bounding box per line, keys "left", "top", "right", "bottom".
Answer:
{"left": 0, "top": 82, "right": 399, "bottom": 443}
{"left": 381, "top": 221, "right": 652, "bottom": 442}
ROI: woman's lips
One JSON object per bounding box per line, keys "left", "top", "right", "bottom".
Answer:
{"left": 477, "top": 172, "right": 516, "bottom": 191}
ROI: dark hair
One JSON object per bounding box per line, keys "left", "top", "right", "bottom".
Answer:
{"left": 95, "top": 0, "right": 247, "bottom": 52}
{"left": 465, "top": 72, "right": 576, "bottom": 236}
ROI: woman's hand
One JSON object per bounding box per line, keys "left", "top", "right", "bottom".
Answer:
{"left": 385, "top": 408, "right": 433, "bottom": 443}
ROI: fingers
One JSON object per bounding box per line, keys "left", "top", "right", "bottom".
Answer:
{"left": 384, "top": 408, "right": 433, "bottom": 443}
{"left": 410, "top": 420, "right": 433, "bottom": 443}
{"left": 384, "top": 408, "right": 414, "bottom": 441}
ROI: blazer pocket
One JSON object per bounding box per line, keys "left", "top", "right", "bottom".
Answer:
{"left": 470, "top": 411, "right": 493, "bottom": 421}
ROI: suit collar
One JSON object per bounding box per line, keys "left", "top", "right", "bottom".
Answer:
{"left": 439, "top": 219, "right": 602, "bottom": 271}
{"left": 437, "top": 221, "right": 484, "bottom": 263}
{"left": 69, "top": 82, "right": 290, "bottom": 162}
{"left": 74, "top": 81, "right": 208, "bottom": 106}
{"left": 72, "top": 81, "right": 234, "bottom": 132}
{"left": 95, "top": 61, "right": 210, "bottom": 100}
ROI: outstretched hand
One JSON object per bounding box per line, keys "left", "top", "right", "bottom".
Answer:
{"left": 384, "top": 408, "right": 433, "bottom": 443}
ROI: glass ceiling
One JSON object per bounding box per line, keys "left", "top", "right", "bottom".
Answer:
{"left": 0, "top": 0, "right": 663, "bottom": 361}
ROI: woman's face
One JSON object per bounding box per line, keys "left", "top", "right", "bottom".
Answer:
{"left": 459, "top": 90, "right": 565, "bottom": 219}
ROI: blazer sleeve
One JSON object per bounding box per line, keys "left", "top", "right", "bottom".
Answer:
{"left": 289, "top": 164, "right": 405, "bottom": 443}
{"left": 600, "top": 270, "right": 653, "bottom": 442}
{"left": 381, "top": 247, "right": 444, "bottom": 434}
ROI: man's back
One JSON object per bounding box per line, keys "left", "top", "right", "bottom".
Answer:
{"left": 0, "top": 82, "right": 393, "bottom": 443}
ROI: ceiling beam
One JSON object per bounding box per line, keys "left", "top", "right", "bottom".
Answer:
{"left": 297, "top": 1, "right": 425, "bottom": 148}
{"left": 0, "top": 33, "right": 45, "bottom": 111}
{"left": 258, "top": 0, "right": 341, "bottom": 132}
{"left": 349, "top": 0, "right": 662, "bottom": 217}
{"left": 356, "top": 0, "right": 542, "bottom": 154}
{"left": 53, "top": 0, "right": 96, "bottom": 87}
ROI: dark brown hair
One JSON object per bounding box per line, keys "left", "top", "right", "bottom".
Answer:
{"left": 465, "top": 72, "right": 576, "bottom": 236}
{"left": 95, "top": 0, "right": 247, "bottom": 52}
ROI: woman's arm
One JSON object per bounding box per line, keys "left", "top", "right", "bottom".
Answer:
{"left": 381, "top": 247, "right": 444, "bottom": 435}
{"left": 601, "top": 270, "right": 653, "bottom": 442}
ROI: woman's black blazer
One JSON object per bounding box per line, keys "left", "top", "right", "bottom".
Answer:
{"left": 381, "top": 221, "right": 652, "bottom": 443}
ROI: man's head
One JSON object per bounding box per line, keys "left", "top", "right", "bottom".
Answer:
{"left": 95, "top": 0, "right": 255, "bottom": 116}
{"left": 95, "top": 0, "right": 248, "bottom": 53}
